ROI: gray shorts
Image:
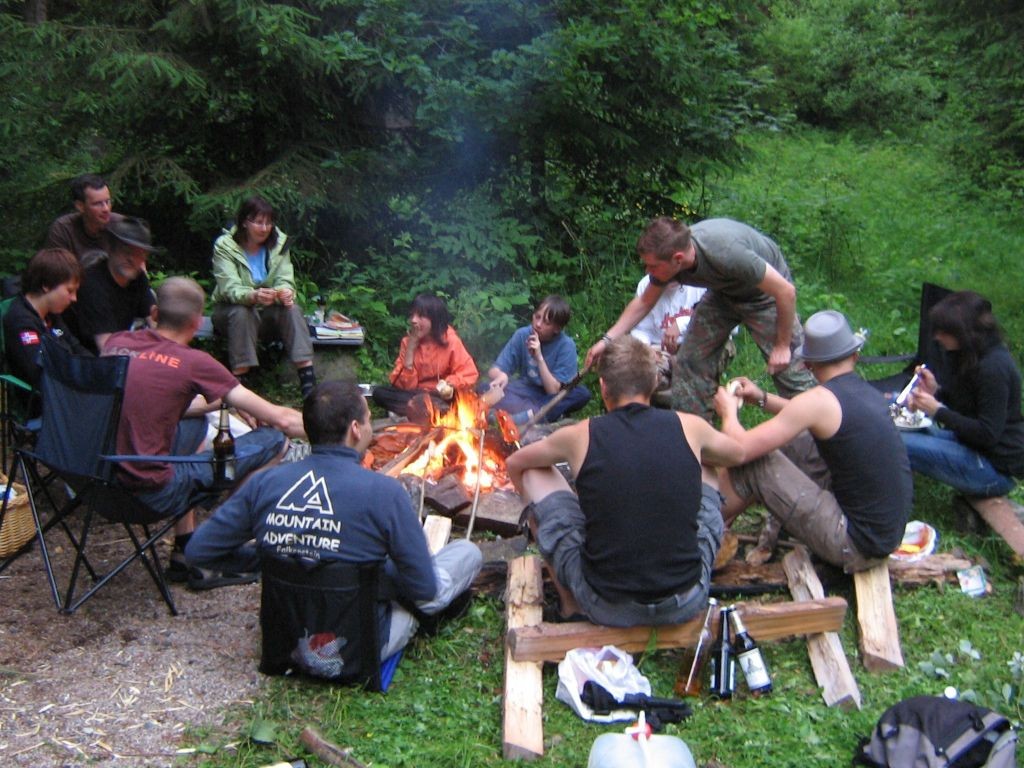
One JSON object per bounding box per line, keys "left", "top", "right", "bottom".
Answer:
{"left": 529, "top": 485, "right": 723, "bottom": 627}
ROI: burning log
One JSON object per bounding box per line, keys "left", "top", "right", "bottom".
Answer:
{"left": 381, "top": 427, "right": 443, "bottom": 477}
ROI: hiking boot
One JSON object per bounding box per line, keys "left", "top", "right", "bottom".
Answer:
{"left": 164, "top": 549, "right": 190, "bottom": 583}
{"left": 186, "top": 565, "right": 259, "bottom": 591}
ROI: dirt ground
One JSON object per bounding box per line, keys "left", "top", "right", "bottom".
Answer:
{"left": 0, "top": 522, "right": 269, "bottom": 767}
{"left": 0, "top": 509, "right": 521, "bottom": 768}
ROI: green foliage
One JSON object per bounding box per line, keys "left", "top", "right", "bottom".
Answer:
{"left": 748, "top": 0, "right": 943, "bottom": 130}
{"left": 919, "top": 0, "right": 1024, "bottom": 204}
{"left": 0, "top": 0, "right": 761, "bottom": 364}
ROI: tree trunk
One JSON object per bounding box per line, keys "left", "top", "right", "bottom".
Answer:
{"left": 24, "top": 0, "right": 47, "bottom": 24}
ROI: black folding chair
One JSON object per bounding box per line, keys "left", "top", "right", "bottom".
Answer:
{"left": 1, "top": 335, "right": 212, "bottom": 615}
{"left": 864, "top": 282, "right": 953, "bottom": 394}
{"left": 260, "top": 556, "right": 402, "bottom": 691}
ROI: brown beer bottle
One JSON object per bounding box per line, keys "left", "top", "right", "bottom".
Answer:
{"left": 213, "top": 403, "right": 236, "bottom": 484}
{"left": 674, "top": 597, "right": 717, "bottom": 697}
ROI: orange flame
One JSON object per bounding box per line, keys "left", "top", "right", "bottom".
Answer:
{"left": 403, "top": 390, "right": 503, "bottom": 490}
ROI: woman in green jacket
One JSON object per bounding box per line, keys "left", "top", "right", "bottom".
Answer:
{"left": 212, "top": 195, "right": 316, "bottom": 397}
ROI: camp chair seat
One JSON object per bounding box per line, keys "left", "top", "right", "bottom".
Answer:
{"left": 260, "top": 556, "right": 402, "bottom": 691}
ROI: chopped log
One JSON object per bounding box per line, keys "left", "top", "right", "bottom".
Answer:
{"left": 381, "top": 427, "right": 441, "bottom": 477}
{"left": 853, "top": 563, "right": 904, "bottom": 672}
{"left": 454, "top": 489, "right": 524, "bottom": 537}
{"left": 887, "top": 552, "right": 972, "bottom": 585}
{"left": 424, "top": 473, "right": 472, "bottom": 516}
{"left": 299, "top": 727, "right": 369, "bottom": 768}
{"left": 503, "top": 556, "right": 545, "bottom": 761}
{"left": 963, "top": 495, "right": 1024, "bottom": 558}
{"left": 711, "top": 560, "right": 788, "bottom": 590}
{"left": 783, "top": 546, "right": 861, "bottom": 710}
{"left": 715, "top": 549, "right": 969, "bottom": 590}
{"left": 422, "top": 514, "right": 451, "bottom": 555}
{"left": 508, "top": 596, "right": 848, "bottom": 663}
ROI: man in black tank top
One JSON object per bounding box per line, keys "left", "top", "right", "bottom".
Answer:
{"left": 713, "top": 310, "right": 912, "bottom": 572}
{"left": 507, "top": 337, "right": 744, "bottom": 627}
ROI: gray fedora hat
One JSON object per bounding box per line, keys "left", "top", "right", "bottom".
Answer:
{"left": 107, "top": 216, "right": 160, "bottom": 253}
{"left": 795, "top": 310, "right": 864, "bottom": 362}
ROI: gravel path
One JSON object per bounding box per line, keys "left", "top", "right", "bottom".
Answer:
{"left": 1, "top": 528, "right": 267, "bottom": 767}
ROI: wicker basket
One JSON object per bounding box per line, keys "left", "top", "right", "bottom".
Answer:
{"left": 0, "top": 475, "right": 33, "bottom": 558}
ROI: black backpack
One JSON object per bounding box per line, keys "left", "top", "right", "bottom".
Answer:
{"left": 854, "top": 696, "right": 1017, "bottom": 768}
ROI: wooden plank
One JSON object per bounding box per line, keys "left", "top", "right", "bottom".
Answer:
{"left": 422, "top": 514, "right": 451, "bottom": 555}
{"left": 853, "top": 563, "right": 904, "bottom": 672}
{"left": 783, "top": 546, "right": 861, "bottom": 710}
{"left": 964, "top": 496, "right": 1024, "bottom": 558}
{"left": 502, "top": 556, "right": 545, "bottom": 761}
{"left": 508, "top": 596, "right": 847, "bottom": 663}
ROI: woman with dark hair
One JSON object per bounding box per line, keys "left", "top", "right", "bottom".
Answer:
{"left": 3, "top": 248, "right": 91, "bottom": 392}
{"left": 211, "top": 195, "right": 317, "bottom": 397}
{"left": 902, "top": 291, "right": 1024, "bottom": 497}
{"left": 372, "top": 294, "right": 478, "bottom": 420}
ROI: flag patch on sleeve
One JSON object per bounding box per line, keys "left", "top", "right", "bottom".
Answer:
{"left": 19, "top": 330, "right": 40, "bottom": 346}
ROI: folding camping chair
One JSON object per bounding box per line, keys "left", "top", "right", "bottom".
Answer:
{"left": 863, "top": 282, "right": 954, "bottom": 394}
{"left": 259, "top": 556, "right": 402, "bottom": 691}
{"left": 1, "top": 335, "right": 214, "bottom": 615}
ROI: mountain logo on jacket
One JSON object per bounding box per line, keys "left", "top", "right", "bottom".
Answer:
{"left": 276, "top": 470, "right": 334, "bottom": 516}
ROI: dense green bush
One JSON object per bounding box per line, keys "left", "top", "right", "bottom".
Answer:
{"left": 748, "top": 0, "right": 942, "bottom": 131}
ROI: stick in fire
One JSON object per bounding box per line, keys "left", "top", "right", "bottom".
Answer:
{"left": 517, "top": 359, "right": 594, "bottom": 434}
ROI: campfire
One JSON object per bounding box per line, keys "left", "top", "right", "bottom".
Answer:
{"left": 369, "top": 390, "right": 515, "bottom": 493}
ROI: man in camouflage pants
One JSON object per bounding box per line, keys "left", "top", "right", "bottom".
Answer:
{"left": 586, "top": 217, "right": 816, "bottom": 419}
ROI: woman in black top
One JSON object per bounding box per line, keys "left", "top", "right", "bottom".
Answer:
{"left": 3, "top": 248, "right": 90, "bottom": 393}
{"left": 902, "top": 291, "right": 1024, "bottom": 497}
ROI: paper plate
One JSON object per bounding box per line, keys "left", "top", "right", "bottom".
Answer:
{"left": 890, "top": 520, "right": 938, "bottom": 561}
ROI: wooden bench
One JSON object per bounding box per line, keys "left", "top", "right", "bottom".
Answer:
{"left": 195, "top": 315, "right": 363, "bottom": 347}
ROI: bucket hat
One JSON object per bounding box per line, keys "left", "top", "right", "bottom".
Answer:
{"left": 107, "top": 216, "right": 160, "bottom": 253}
{"left": 795, "top": 310, "right": 864, "bottom": 362}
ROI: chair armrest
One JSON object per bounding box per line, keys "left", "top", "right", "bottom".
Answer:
{"left": 0, "top": 373, "right": 33, "bottom": 393}
{"left": 102, "top": 443, "right": 265, "bottom": 464}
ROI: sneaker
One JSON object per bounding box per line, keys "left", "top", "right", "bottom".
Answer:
{"left": 186, "top": 565, "right": 259, "bottom": 591}
{"left": 164, "top": 549, "right": 190, "bottom": 583}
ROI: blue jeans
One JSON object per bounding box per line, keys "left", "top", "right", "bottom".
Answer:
{"left": 134, "top": 420, "right": 286, "bottom": 516}
{"left": 901, "top": 426, "right": 1017, "bottom": 497}
{"left": 482, "top": 378, "right": 591, "bottom": 423}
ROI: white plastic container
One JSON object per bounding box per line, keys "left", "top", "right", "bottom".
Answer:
{"left": 587, "top": 712, "right": 697, "bottom": 768}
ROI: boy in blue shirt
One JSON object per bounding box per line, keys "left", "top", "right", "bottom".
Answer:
{"left": 486, "top": 295, "right": 590, "bottom": 423}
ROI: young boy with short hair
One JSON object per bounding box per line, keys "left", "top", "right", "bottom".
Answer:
{"left": 485, "top": 295, "right": 590, "bottom": 423}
